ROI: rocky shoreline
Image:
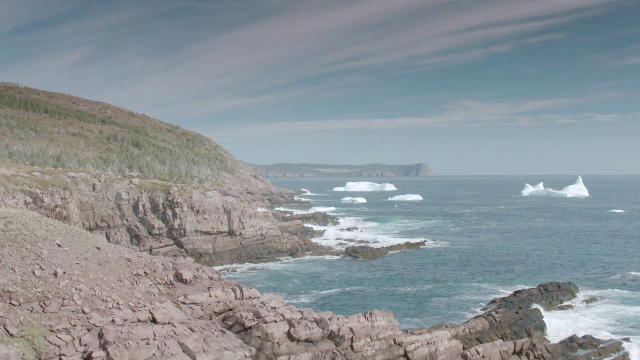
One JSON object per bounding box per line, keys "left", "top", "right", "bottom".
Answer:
{"left": 0, "top": 166, "right": 430, "bottom": 265}
{"left": 0, "top": 208, "right": 631, "bottom": 359}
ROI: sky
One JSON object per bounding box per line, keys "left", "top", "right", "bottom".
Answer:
{"left": 1, "top": 0, "right": 639, "bottom": 175}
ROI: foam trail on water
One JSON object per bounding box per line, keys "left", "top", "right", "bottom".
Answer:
{"left": 389, "top": 194, "right": 423, "bottom": 201}
{"left": 521, "top": 176, "right": 589, "bottom": 197}
{"left": 333, "top": 181, "right": 398, "bottom": 192}
{"left": 275, "top": 206, "right": 337, "bottom": 215}
{"left": 309, "top": 216, "right": 446, "bottom": 250}
{"left": 609, "top": 209, "right": 625, "bottom": 213}
{"left": 341, "top": 197, "right": 367, "bottom": 203}
{"left": 537, "top": 289, "right": 640, "bottom": 359}
{"left": 300, "top": 188, "right": 322, "bottom": 196}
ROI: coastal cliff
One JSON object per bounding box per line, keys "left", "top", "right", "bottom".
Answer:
{"left": 0, "top": 84, "right": 630, "bottom": 359}
{"left": 0, "top": 209, "right": 629, "bottom": 359}
{"left": 0, "top": 83, "right": 332, "bottom": 265}
{"left": 0, "top": 166, "right": 331, "bottom": 266}
{"left": 245, "top": 163, "right": 433, "bottom": 178}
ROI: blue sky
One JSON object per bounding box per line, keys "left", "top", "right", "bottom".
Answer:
{"left": 1, "top": 0, "right": 639, "bottom": 175}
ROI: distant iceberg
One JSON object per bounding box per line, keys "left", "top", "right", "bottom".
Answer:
{"left": 341, "top": 197, "right": 367, "bottom": 203}
{"left": 521, "top": 176, "right": 589, "bottom": 198}
{"left": 388, "top": 194, "right": 423, "bottom": 201}
{"left": 332, "top": 181, "right": 398, "bottom": 192}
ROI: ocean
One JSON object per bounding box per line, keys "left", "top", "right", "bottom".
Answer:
{"left": 219, "top": 176, "right": 640, "bottom": 358}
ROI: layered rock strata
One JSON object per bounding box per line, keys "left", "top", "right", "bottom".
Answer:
{"left": 0, "top": 209, "right": 630, "bottom": 360}
{"left": 0, "top": 167, "right": 329, "bottom": 266}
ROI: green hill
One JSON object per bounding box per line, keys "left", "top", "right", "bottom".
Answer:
{"left": 0, "top": 82, "right": 258, "bottom": 186}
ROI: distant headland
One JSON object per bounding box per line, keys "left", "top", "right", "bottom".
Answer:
{"left": 245, "top": 162, "right": 433, "bottom": 177}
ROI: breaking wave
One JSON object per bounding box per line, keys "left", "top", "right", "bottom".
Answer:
{"left": 341, "top": 197, "right": 367, "bottom": 203}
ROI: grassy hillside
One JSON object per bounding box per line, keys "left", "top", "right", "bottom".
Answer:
{"left": 0, "top": 83, "right": 246, "bottom": 185}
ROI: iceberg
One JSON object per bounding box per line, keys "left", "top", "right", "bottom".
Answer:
{"left": 388, "top": 194, "right": 423, "bottom": 201}
{"left": 520, "top": 176, "right": 589, "bottom": 198}
{"left": 341, "top": 197, "right": 367, "bottom": 203}
{"left": 332, "top": 181, "right": 398, "bottom": 192}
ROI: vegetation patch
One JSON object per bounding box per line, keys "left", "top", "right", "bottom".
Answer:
{"left": 0, "top": 83, "right": 239, "bottom": 185}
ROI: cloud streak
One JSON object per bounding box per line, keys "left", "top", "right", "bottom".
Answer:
{"left": 0, "top": 0, "right": 623, "bottom": 120}
{"left": 207, "top": 97, "right": 639, "bottom": 137}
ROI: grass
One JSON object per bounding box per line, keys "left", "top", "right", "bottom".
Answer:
{"left": 0, "top": 83, "right": 240, "bottom": 185}
{"left": 0, "top": 319, "right": 50, "bottom": 359}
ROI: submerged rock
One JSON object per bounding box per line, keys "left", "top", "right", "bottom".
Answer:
{"left": 344, "top": 240, "right": 427, "bottom": 259}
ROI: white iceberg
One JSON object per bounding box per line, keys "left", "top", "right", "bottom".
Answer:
{"left": 520, "top": 176, "right": 589, "bottom": 198}
{"left": 388, "top": 194, "right": 423, "bottom": 201}
{"left": 332, "top": 181, "right": 398, "bottom": 192}
{"left": 341, "top": 197, "right": 367, "bottom": 203}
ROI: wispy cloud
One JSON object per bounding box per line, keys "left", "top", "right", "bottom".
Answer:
{"left": 611, "top": 55, "right": 640, "bottom": 66}
{"left": 207, "top": 96, "right": 636, "bottom": 136}
{"left": 0, "top": 0, "right": 623, "bottom": 120}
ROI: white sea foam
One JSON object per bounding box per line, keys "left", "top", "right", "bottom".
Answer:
{"left": 300, "top": 188, "right": 322, "bottom": 196}
{"left": 341, "top": 197, "right": 367, "bottom": 203}
{"left": 611, "top": 272, "right": 640, "bottom": 280}
{"left": 274, "top": 206, "right": 337, "bottom": 215}
{"left": 520, "top": 176, "right": 590, "bottom": 197}
{"left": 257, "top": 207, "right": 268, "bottom": 212}
{"left": 388, "top": 194, "right": 423, "bottom": 201}
{"left": 609, "top": 209, "right": 626, "bottom": 213}
{"left": 215, "top": 254, "right": 343, "bottom": 274}
{"left": 538, "top": 289, "right": 640, "bottom": 359}
{"left": 333, "top": 181, "right": 398, "bottom": 192}
{"left": 308, "top": 216, "right": 446, "bottom": 250}
{"left": 286, "top": 287, "right": 367, "bottom": 304}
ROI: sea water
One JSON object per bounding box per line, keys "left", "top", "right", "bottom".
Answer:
{"left": 220, "top": 176, "right": 640, "bottom": 358}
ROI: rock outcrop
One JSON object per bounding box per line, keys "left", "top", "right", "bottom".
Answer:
{"left": 344, "top": 241, "right": 428, "bottom": 260}
{"left": 0, "top": 167, "right": 329, "bottom": 266}
{"left": 0, "top": 209, "right": 630, "bottom": 360}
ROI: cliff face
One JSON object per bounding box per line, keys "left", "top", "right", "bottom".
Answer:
{"left": 246, "top": 163, "right": 433, "bottom": 177}
{"left": 0, "top": 209, "right": 629, "bottom": 360}
{"left": 0, "top": 167, "right": 326, "bottom": 265}
{"left": 0, "top": 83, "right": 337, "bottom": 265}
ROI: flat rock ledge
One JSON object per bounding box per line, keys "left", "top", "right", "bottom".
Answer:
{"left": 344, "top": 241, "right": 428, "bottom": 260}
{"left": 0, "top": 209, "right": 630, "bottom": 360}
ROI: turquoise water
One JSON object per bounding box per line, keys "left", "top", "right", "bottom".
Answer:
{"left": 221, "top": 176, "right": 640, "bottom": 358}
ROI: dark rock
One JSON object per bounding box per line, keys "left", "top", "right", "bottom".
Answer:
{"left": 583, "top": 296, "right": 601, "bottom": 305}
{"left": 344, "top": 241, "right": 426, "bottom": 260}
{"left": 273, "top": 210, "right": 339, "bottom": 226}
{"left": 555, "top": 334, "right": 630, "bottom": 360}
{"left": 482, "top": 281, "right": 579, "bottom": 311}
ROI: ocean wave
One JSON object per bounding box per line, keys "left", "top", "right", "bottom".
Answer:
{"left": 539, "top": 288, "right": 640, "bottom": 359}
{"left": 300, "top": 188, "right": 326, "bottom": 196}
{"left": 610, "top": 272, "right": 640, "bottom": 280}
{"left": 308, "top": 216, "right": 447, "bottom": 250}
{"left": 274, "top": 206, "right": 337, "bottom": 215}
{"left": 285, "top": 286, "right": 368, "bottom": 304}
{"left": 341, "top": 197, "right": 367, "bottom": 203}
{"left": 609, "top": 209, "right": 626, "bottom": 213}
